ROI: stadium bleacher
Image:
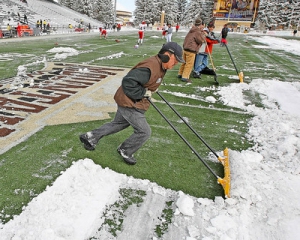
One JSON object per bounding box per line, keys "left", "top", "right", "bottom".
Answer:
{"left": 0, "top": 0, "right": 102, "bottom": 36}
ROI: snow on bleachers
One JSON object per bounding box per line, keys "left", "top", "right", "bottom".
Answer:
{"left": 0, "top": 0, "right": 22, "bottom": 26}
{"left": 0, "top": 0, "right": 101, "bottom": 30}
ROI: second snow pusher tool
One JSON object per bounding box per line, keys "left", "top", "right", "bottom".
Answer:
{"left": 205, "top": 39, "right": 219, "bottom": 84}
{"left": 147, "top": 92, "right": 231, "bottom": 198}
{"left": 224, "top": 43, "right": 244, "bottom": 83}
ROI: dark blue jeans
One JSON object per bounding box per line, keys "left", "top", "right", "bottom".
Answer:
{"left": 194, "top": 53, "right": 208, "bottom": 74}
{"left": 89, "top": 106, "right": 151, "bottom": 156}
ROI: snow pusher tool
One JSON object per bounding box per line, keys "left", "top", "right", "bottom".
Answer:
{"left": 224, "top": 43, "right": 244, "bottom": 83}
{"left": 147, "top": 92, "right": 231, "bottom": 198}
{"left": 206, "top": 43, "right": 219, "bottom": 84}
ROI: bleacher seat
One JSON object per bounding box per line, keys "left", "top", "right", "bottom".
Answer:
{"left": 0, "top": 0, "right": 102, "bottom": 32}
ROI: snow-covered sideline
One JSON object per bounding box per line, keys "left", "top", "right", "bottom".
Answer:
{"left": 0, "top": 36, "right": 300, "bottom": 239}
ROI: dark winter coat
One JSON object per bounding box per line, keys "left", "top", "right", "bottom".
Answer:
{"left": 221, "top": 27, "right": 229, "bottom": 39}
{"left": 114, "top": 55, "right": 166, "bottom": 111}
{"left": 182, "top": 26, "right": 206, "bottom": 53}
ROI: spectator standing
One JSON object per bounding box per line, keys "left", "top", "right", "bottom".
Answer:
{"left": 24, "top": 14, "right": 28, "bottom": 24}
{"left": 88, "top": 23, "right": 91, "bottom": 32}
{"left": 17, "top": 23, "right": 22, "bottom": 37}
{"left": 43, "top": 20, "right": 47, "bottom": 30}
{"left": 7, "top": 23, "right": 12, "bottom": 37}
{"left": 231, "top": 0, "right": 238, "bottom": 9}
{"left": 68, "top": 23, "right": 73, "bottom": 32}
{"left": 79, "top": 42, "right": 184, "bottom": 165}
{"left": 237, "top": 0, "right": 247, "bottom": 10}
{"left": 177, "top": 19, "right": 206, "bottom": 83}
{"left": 166, "top": 23, "right": 173, "bottom": 42}
{"left": 33, "top": 24, "right": 40, "bottom": 36}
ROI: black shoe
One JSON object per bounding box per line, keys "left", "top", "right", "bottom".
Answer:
{"left": 177, "top": 75, "right": 182, "bottom": 79}
{"left": 181, "top": 78, "right": 192, "bottom": 83}
{"left": 117, "top": 147, "right": 137, "bottom": 165}
{"left": 79, "top": 133, "right": 95, "bottom": 151}
{"left": 192, "top": 71, "right": 201, "bottom": 79}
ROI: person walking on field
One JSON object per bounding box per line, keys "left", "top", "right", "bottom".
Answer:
{"left": 220, "top": 24, "right": 229, "bottom": 46}
{"left": 79, "top": 42, "right": 185, "bottom": 165}
{"left": 100, "top": 27, "right": 107, "bottom": 39}
{"left": 137, "top": 27, "right": 144, "bottom": 45}
{"left": 176, "top": 23, "right": 180, "bottom": 32}
{"left": 117, "top": 23, "right": 121, "bottom": 31}
{"left": 162, "top": 24, "right": 167, "bottom": 39}
{"left": 166, "top": 23, "right": 173, "bottom": 42}
{"left": 177, "top": 19, "right": 206, "bottom": 83}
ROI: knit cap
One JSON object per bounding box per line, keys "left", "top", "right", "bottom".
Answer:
{"left": 195, "top": 19, "right": 202, "bottom": 26}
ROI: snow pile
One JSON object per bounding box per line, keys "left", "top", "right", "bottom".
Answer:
{"left": 47, "top": 47, "right": 79, "bottom": 60}
{"left": 249, "top": 36, "right": 300, "bottom": 56}
{"left": 0, "top": 160, "right": 126, "bottom": 239}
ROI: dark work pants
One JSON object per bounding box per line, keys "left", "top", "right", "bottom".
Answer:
{"left": 89, "top": 106, "right": 151, "bottom": 156}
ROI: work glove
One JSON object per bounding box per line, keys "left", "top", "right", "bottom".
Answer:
{"left": 144, "top": 90, "right": 152, "bottom": 98}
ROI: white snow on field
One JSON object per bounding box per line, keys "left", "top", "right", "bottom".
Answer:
{"left": 47, "top": 47, "right": 79, "bottom": 60}
{"left": 0, "top": 36, "right": 300, "bottom": 240}
{"left": 249, "top": 35, "right": 300, "bottom": 55}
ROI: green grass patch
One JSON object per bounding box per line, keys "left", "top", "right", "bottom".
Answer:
{"left": 90, "top": 188, "right": 146, "bottom": 238}
{"left": 155, "top": 201, "right": 174, "bottom": 237}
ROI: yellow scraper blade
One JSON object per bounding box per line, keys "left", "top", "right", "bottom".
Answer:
{"left": 217, "top": 148, "right": 231, "bottom": 198}
{"left": 239, "top": 71, "right": 244, "bottom": 83}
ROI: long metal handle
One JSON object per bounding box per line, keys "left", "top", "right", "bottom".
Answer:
{"left": 225, "top": 44, "right": 244, "bottom": 82}
{"left": 205, "top": 39, "right": 216, "bottom": 72}
{"left": 147, "top": 97, "right": 219, "bottom": 179}
{"left": 225, "top": 44, "right": 239, "bottom": 75}
{"left": 157, "top": 91, "right": 220, "bottom": 159}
